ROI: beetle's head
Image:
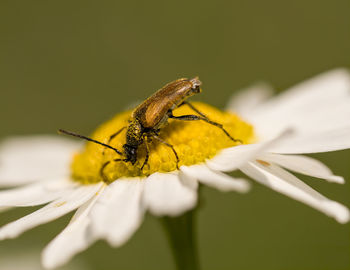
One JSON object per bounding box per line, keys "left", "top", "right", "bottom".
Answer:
{"left": 123, "top": 144, "right": 138, "bottom": 165}
{"left": 190, "top": 77, "right": 202, "bottom": 93}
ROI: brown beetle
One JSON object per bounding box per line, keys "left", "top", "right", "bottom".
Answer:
{"left": 59, "top": 77, "right": 241, "bottom": 181}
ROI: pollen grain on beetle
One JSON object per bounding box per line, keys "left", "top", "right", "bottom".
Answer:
{"left": 71, "top": 102, "right": 255, "bottom": 184}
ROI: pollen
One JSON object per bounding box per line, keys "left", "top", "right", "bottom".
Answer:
{"left": 71, "top": 102, "right": 255, "bottom": 184}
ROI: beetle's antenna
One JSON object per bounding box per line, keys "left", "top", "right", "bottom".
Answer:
{"left": 58, "top": 129, "right": 124, "bottom": 156}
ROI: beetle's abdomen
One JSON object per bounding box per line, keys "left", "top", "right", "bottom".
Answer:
{"left": 133, "top": 78, "right": 196, "bottom": 128}
{"left": 143, "top": 99, "right": 172, "bottom": 128}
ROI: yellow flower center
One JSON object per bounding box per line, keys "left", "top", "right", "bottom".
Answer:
{"left": 71, "top": 102, "right": 255, "bottom": 184}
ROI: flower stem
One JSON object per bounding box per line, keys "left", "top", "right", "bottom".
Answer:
{"left": 161, "top": 209, "right": 200, "bottom": 270}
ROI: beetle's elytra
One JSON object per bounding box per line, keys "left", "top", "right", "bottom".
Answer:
{"left": 59, "top": 77, "right": 241, "bottom": 182}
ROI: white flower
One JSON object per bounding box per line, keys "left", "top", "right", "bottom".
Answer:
{"left": 0, "top": 69, "right": 349, "bottom": 269}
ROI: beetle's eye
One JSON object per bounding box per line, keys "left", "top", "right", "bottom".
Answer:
{"left": 190, "top": 77, "right": 202, "bottom": 89}
{"left": 192, "top": 85, "right": 201, "bottom": 93}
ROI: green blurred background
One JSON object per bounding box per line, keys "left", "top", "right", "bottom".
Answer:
{"left": 0, "top": 0, "right": 349, "bottom": 269}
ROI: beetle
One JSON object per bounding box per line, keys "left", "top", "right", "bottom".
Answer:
{"left": 59, "top": 77, "right": 241, "bottom": 181}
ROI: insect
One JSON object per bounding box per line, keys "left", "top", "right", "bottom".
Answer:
{"left": 59, "top": 77, "right": 241, "bottom": 181}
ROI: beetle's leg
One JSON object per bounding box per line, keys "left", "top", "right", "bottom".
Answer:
{"left": 178, "top": 101, "right": 208, "bottom": 118}
{"left": 109, "top": 126, "right": 126, "bottom": 142}
{"left": 151, "top": 134, "right": 179, "bottom": 169}
{"left": 100, "top": 158, "right": 128, "bottom": 183}
{"left": 100, "top": 161, "right": 111, "bottom": 183}
{"left": 168, "top": 113, "right": 242, "bottom": 143}
{"left": 141, "top": 136, "right": 150, "bottom": 171}
{"left": 177, "top": 102, "right": 241, "bottom": 141}
{"left": 102, "top": 126, "right": 126, "bottom": 155}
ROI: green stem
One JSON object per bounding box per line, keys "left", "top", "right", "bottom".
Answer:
{"left": 161, "top": 209, "right": 200, "bottom": 270}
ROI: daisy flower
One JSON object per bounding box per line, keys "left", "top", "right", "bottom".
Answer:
{"left": 0, "top": 69, "right": 349, "bottom": 269}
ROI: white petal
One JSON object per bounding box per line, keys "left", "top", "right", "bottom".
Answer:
{"left": 0, "top": 178, "right": 77, "bottom": 207}
{"left": 0, "top": 136, "right": 81, "bottom": 187}
{"left": 252, "top": 97, "right": 350, "bottom": 140}
{"left": 251, "top": 69, "right": 350, "bottom": 120}
{"left": 248, "top": 69, "right": 350, "bottom": 139}
{"left": 286, "top": 97, "right": 350, "bottom": 135}
{"left": 178, "top": 170, "right": 199, "bottom": 191}
{"left": 0, "top": 183, "right": 102, "bottom": 240}
{"left": 0, "top": 207, "right": 11, "bottom": 213}
{"left": 143, "top": 172, "right": 197, "bottom": 217}
{"left": 240, "top": 161, "right": 350, "bottom": 223}
{"left": 42, "top": 184, "right": 106, "bottom": 270}
{"left": 259, "top": 153, "right": 344, "bottom": 184}
{"left": 206, "top": 128, "right": 294, "bottom": 172}
{"left": 269, "top": 125, "right": 350, "bottom": 154}
{"left": 181, "top": 164, "right": 250, "bottom": 193}
{"left": 1, "top": 249, "right": 88, "bottom": 270}
{"left": 225, "top": 82, "right": 274, "bottom": 117}
{"left": 90, "top": 178, "right": 145, "bottom": 247}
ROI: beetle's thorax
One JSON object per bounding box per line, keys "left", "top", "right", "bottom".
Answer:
{"left": 123, "top": 119, "right": 144, "bottom": 164}
{"left": 125, "top": 119, "right": 144, "bottom": 147}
